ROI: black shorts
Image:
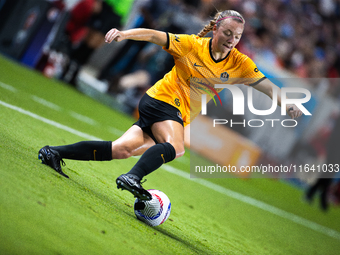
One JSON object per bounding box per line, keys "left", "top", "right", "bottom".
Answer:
{"left": 134, "top": 94, "right": 184, "bottom": 143}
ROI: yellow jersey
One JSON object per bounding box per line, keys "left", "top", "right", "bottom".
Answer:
{"left": 146, "top": 33, "right": 265, "bottom": 126}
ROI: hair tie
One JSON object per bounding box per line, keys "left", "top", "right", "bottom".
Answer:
{"left": 216, "top": 16, "right": 244, "bottom": 24}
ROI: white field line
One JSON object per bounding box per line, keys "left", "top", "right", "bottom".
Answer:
{"left": 69, "top": 111, "right": 98, "bottom": 126}
{"left": 1, "top": 99, "right": 340, "bottom": 240}
{"left": 0, "top": 100, "right": 100, "bottom": 141}
{"left": 31, "top": 95, "right": 62, "bottom": 111}
{"left": 109, "top": 127, "right": 125, "bottom": 136}
{"left": 1, "top": 84, "right": 118, "bottom": 132}
{"left": 0, "top": 81, "right": 18, "bottom": 92}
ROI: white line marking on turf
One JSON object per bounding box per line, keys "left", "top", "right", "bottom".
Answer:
{"left": 31, "top": 95, "right": 62, "bottom": 111}
{"left": 1, "top": 99, "right": 340, "bottom": 240}
{"left": 69, "top": 111, "right": 98, "bottom": 126}
{"left": 0, "top": 81, "right": 18, "bottom": 92}
{"left": 109, "top": 127, "right": 125, "bottom": 136}
{"left": 0, "top": 100, "right": 100, "bottom": 141}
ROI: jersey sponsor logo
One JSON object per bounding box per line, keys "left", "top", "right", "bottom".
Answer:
{"left": 254, "top": 68, "right": 259, "bottom": 72}
{"left": 174, "top": 35, "right": 180, "bottom": 42}
{"left": 220, "top": 72, "right": 229, "bottom": 82}
{"left": 177, "top": 111, "right": 183, "bottom": 121}
{"left": 174, "top": 98, "right": 180, "bottom": 107}
{"left": 194, "top": 63, "right": 203, "bottom": 67}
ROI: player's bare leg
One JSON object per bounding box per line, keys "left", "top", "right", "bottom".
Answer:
{"left": 151, "top": 120, "right": 185, "bottom": 158}
{"left": 111, "top": 125, "right": 156, "bottom": 159}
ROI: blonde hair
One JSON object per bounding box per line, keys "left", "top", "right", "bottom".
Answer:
{"left": 197, "top": 10, "right": 245, "bottom": 37}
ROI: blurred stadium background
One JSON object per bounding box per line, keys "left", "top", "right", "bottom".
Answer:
{"left": 0, "top": 0, "right": 339, "bottom": 208}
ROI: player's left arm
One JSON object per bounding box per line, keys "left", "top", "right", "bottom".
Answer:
{"left": 253, "top": 78, "right": 303, "bottom": 119}
{"left": 105, "top": 28, "right": 167, "bottom": 47}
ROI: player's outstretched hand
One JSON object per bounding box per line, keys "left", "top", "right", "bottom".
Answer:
{"left": 105, "top": 28, "right": 124, "bottom": 43}
{"left": 287, "top": 104, "right": 303, "bottom": 119}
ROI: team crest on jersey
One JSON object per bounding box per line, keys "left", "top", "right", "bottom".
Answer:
{"left": 220, "top": 72, "right": 229, "bottom": 82}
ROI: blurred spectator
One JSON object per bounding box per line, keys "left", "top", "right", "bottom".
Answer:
{"left": 66, "top": 0, "right": 102, "bottom": 47}
{"left": 305, "top": 113, "right": 340, "bottom": 211}
{"left": 50, "top": 0, "right": 102, "bottom": 61}
{"left": 62, "top": 0, "right": 121, "bottom": 85}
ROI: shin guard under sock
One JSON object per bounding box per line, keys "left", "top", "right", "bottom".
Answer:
{"left": 51, "top": 141, "right": 112, "bottom": 161}
{"left": 127, "top": 142, "right": 176, "bottom": 180}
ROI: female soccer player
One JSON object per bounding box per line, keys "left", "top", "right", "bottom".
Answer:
{"left": 38, "top": 10, "right": 302, "bottom": 200}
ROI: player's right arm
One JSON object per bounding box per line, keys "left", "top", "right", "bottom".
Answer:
{"left": 253, "top": 78, "right": 303, "bottom": 119}
{"left": 105, "top": 28, "right": 167, "bottom": 47}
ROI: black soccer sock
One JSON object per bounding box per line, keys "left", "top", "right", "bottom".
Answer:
{"left": 51, "top": 141, "right": 112, "bottom": 161}
{"left": 127, "top": 142, "right": 176, "bottom": 180}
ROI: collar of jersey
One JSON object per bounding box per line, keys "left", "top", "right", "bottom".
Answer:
{"left": 209, "top": 39, "right": 231, "bottom": 63}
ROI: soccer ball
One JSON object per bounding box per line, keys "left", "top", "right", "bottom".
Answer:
{"left": 134, "top": 189, "right": 171, "bottom": 226}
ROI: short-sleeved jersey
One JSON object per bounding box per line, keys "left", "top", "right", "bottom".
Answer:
{"left": 146, "top": 33, "right": 266, "bottom": 126}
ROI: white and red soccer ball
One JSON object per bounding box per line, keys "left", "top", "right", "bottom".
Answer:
{"left": 134, "top": 189, "right": 171, "bottom": 226}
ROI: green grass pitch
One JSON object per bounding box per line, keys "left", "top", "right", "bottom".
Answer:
{"left": 0, "top": 54, "right": 340, "bottom": 254}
